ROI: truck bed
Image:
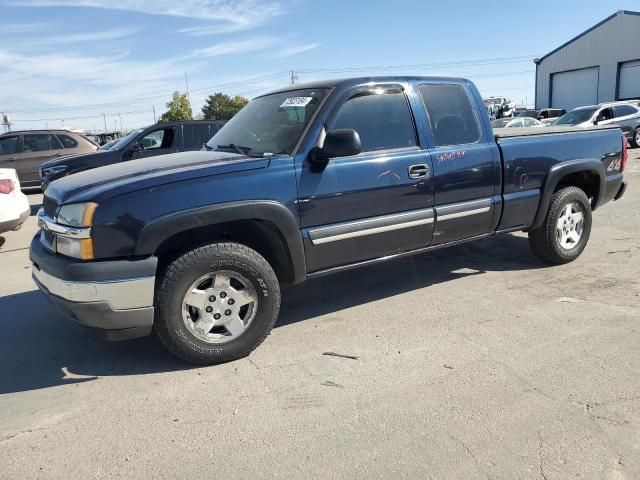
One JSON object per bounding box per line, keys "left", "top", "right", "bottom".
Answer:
{"left": 493, "top": 125, "right": 620, "bottom": 139}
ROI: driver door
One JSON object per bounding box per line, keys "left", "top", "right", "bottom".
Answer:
{"left": 296, "top": 84, "right": 436, "bottom": 273}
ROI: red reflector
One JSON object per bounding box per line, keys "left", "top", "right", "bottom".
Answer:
{"left": 621, "top": 135, "right": 628, "bottom": 172}
{"left": 0, "top": 179, "right": 14, "bottom": 194}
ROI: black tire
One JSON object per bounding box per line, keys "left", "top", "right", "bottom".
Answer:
{"left": 528, "top": 186, "right": 592, "bottom": 264}
{"left": 632, "top": 128, "right": 640, "bottom": 149}
{"left": 155, "top": 242, "right": 280, "bottom": 365}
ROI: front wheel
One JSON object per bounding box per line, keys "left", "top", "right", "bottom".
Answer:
{"left": 528, "top": 186, "right": 592, "bottom": 264}
{"left": 155, "top": 242, "right": 281, "bottom": 365}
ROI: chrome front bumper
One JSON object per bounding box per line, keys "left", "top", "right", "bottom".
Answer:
{"left": 30, "top": 234, "right": 157, "bottom": 339}
{"left": 32, "top": 265, "right": 155, "bottom": 310}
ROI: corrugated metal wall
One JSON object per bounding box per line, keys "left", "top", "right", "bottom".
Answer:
{"left": 535, "top": 12, "right": 640, "bottom": 108}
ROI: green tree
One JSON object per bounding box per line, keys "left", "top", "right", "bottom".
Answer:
{"left": 159, "top": 91, "right": 192, "bottom": 122}
{"left": 201, "top": 93, "right": 249, "bottom": 121}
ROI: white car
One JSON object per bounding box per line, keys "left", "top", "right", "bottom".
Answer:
{"left": 0, "top": 168, "right": 30, "bottom": 234}
{"left": 491, "top": 117, "right": 545, "bottom": 129}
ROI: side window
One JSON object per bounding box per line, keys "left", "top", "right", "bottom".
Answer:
{"left": 140, "top": 128, "right": 174, "bottom": 150}
{"left": 183, "top": 124, "right": 212, "bottom": 149}
{"left": 613, "top": 105, "right": 636, "bottom": 118}
{"left": 419, "top": 84, "right": 480, "bottom": 146}
{"left": 596, "top": 108, "right": 613, "bottom": 122}
{"left": 23, "top": 134, "right": 62, "bottom": 153}
{"left": 56, "top": 134, "right": 78, "bottom": 149}
{"left": 0, "top": 136, "right": 19, "bottom": 156}
{"left": 327, "top": 89, "right": 417, "bottom": 153}
{"left": 538, "top": 111, "right": 549, "bottom": 119}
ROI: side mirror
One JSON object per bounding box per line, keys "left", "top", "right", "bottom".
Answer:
{"left": 312, "top": 129, "right": 361, "bottom": 162}
{"left": 593, "top": 119, "right": 599, "bottom": 125}
{"left": 130, "top": 143, "right": 143, "bottom": 153}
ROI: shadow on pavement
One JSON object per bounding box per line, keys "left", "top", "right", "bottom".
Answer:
{"left": 0, "top": 234, "right": 544, "bottom": 394}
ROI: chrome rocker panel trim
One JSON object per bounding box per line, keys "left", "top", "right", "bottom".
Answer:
{"left": 309, "top": 208, "right": 434, "bottom": 245}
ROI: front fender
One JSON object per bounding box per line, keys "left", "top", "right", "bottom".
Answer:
{"left": 134, "top": 200, "right": 306, "bottom": 284}
{"left": 530, "top": 159, "right": 605, "bottom": 230}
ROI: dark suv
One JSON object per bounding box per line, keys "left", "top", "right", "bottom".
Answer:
{"left": 40, "top": 120, "right": 225, "bottom": 189}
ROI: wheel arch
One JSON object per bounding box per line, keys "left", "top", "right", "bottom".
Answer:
{"left": 135, "top": 201, "right": 306, "bottom": 284}
{"left": 529, "top": 159, "right": 605, "bottom": 231}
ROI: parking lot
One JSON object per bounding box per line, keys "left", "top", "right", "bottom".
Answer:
{"left": 0, "top": 150, "right": 637, "bottom": 479}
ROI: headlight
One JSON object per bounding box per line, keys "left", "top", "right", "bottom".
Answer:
{"left": 41, "top": 165, "right": 68, "bottom": 177}
{"left": 53, "top": 202, "right": 98, "bottom": 260}
{"left": 57, "top": 202, "right": 98, "bottom": 227}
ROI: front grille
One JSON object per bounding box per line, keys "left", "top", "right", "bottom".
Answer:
{"left": 43, "top": 195, "right": 58, "bottom": 218}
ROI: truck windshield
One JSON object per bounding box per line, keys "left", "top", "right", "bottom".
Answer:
{"left": 206, "top": 88, "right": 330, "bottom": 156}
{"left": 109, "top": 128, "right": 144, "bottom": 150}
{"left": 555, "top": 108, "right": 597, "bottom": 125}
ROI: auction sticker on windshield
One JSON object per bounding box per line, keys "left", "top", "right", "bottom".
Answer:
{"left": 280, "top": 97, "right": 313, "bottom": 108}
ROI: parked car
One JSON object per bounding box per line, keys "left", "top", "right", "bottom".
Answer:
{"left": 491, "top": 117, "right": 545, "bottom": 128}
{"left": 0, "top": 168, "right": 30, "bottom": 234}
{"left": 31, "top": 76, "right": 627, "bottom": 364}
{"left": 515, "top": 108, "right": 565, "bottom": 124}
{"left": 40, "top": 120, "right": 226, "bottom": 189}
{"left": 555, "top": 102, "right": 640, "bottom": 146}
{"left": 537, "top": 108, "right": 566, "bottom": 124}
{"left": 0, "top": 130, "right": 98, "bottom": 188}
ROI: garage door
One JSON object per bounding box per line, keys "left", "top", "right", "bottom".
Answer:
{"left": 619, "top": 60, "right": 640, "bottom": 100}
{"left": 551, "top": 68, "right": 599, "bottom": 110}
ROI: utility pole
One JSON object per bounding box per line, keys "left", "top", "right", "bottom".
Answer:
{"left": 185, "top": 69, "right": 192, "bottom": 110}
{"left": 289, "top": 70, "right": 298, "bottom": 85}
{"left": 114, "top": 120, "right": 117, "bottom": 132}
{"left": 152, "top": 105, "right": 157, "bottom": 123}
{"left": 1, "top": 113, "right": 9, "bottom": 133}
{"left": 118, "top": 113, "right": 123, "bottom": 132}
{"left": 61, "top": 119, "right": 65, "bottom": 128}
{"left": 103, "top": 113, "right": 107, "bottom": 133}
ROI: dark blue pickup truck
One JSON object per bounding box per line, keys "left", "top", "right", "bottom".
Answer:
{"left": 30, "top": 77, "right": 628, "bottom": 364}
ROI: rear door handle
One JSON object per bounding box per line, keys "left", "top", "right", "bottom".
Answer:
{"left": 408, "top": 164, "right": 429, "bottom": 179}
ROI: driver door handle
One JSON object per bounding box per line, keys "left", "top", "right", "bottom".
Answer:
{"left": 408, "top": 164, "right": 429, "bottom": 179}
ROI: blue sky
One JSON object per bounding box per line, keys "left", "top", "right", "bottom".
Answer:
{"left": 1, "top": 0, "right": 639, "bottom": 132}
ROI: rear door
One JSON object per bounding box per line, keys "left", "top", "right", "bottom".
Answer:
{"left": 21, "top": 133, "right": 65, "bottom": 184}
{"left": 297, "top": 84, "right": 436, "bottom": 272}
{"left": 182, "top": 123, "right": 213, "bottom": 151}
{"left": 609, "top": 104, "right": 640, "bottom": 138}
{"left": 417, "top": 82, "right": 500, "bottom": 245}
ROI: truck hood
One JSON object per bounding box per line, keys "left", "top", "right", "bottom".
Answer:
{"left": 45, "top": 150, "right": 268, "bottom": 205}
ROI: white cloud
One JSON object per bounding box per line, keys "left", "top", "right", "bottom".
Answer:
{"left": 270, "top": 42, "right": 319, "bottom": 58}
{"left": 0, "top": 22, "right": 51, "bottom": 33}
{"left": 8, "top": 0, "right": 287, "bottom": 32}
{"left": 184, "top": 37, "right": 279, "bottom": 59}
{"left": 44, "top": 27, "right": 140, "bottom": 44}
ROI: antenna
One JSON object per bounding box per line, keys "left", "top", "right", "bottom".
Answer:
{"left": 289, "top": 70, "right": 299, "bottom": 85}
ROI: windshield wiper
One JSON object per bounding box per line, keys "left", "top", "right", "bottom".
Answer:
{"left": 216, "top": 143, "right": 253, "bottom": 155}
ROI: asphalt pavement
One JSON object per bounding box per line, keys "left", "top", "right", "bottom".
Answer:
{"left": 1, "top": 152, "right": 639, "bottom": 479}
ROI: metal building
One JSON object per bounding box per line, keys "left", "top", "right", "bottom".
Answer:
{"left": 534, "top": 10, "right": 640, "bottom": 110}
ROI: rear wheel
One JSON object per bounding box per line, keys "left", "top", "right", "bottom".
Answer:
{"left": 528, "top": 186, "right": 592, "bottom": 264}
{"left": 632, "top": 128, "right": 640, "bottom": 148}
{"left": 155, "top": 242, "right": 280, "bottom": 365}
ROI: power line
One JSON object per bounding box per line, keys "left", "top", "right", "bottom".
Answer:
{"left": 6, "top": 55, "right": 539, "bottom": 114}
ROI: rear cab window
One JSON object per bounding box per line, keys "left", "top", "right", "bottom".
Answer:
{"left": 327, "top": 87, "right": 417, "bottom": 153}
{"left": 419, "top": 84, "right": 480, "bottom": 146}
